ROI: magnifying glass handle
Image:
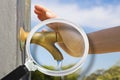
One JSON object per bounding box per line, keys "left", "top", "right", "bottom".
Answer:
{"left": 1, "top": 65, "right": 29, "bottom": 80}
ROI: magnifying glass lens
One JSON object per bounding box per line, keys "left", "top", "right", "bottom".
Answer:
{"left": 30, "top": 21, "right": 85, "bottom": 71}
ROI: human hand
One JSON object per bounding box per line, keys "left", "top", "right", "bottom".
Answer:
{"left": 34, "top": 5, "right": 57, "bottom": 21}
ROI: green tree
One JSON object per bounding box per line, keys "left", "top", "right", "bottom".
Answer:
{"left": 84, "top": 66, "right": 120, "bottom": 80}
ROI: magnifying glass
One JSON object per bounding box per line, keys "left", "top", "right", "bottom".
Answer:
{"left": 1, "top": 18, "right": 89, "bottom": 80}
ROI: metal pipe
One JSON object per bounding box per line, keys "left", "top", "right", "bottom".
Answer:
{"left": 19, "top": 27, "right": 63, "bottom": 60}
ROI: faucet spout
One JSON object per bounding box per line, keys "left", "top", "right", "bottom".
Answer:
{"left": 19, "top": 27, "right": 63, "bottom": 60}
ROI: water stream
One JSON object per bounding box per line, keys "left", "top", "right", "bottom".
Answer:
{"left": 57, "top": 60, "right": 64, "bottom": 80}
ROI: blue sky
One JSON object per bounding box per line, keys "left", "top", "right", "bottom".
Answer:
{"left": 58, "top": 0, "right": 120, "bottom": 7}
{"left": 31, "top": 0, "right": 120, "bottom": 75}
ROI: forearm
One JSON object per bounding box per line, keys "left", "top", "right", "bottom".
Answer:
{"left": 88, "top": 26, "right": 120, "bottom": 54}
{"left": 48, "top": 23, "right": 120, "bottom": 55}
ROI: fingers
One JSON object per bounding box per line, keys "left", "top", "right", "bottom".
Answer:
{"left": 37, "top": 15, "right": 46, "bottom": 21}
{"left": 34, "top": 9, "right": 42, "bottom": 15}
{"left": 34, "top": 5, "right": 48, "bottom": 15}
{"left": 35, "top": 5, "right": 50, "bottom": 12}
{"left": 34, "top": 5, "right": 57, "bottom": 21}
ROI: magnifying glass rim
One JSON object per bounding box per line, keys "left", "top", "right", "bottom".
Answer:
{"left": 26, "top": 18, "right": 89, "bottom": 76}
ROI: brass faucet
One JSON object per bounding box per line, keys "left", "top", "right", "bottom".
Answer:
{"left": 19, "top": 27, "right": 63, "bottom": 60}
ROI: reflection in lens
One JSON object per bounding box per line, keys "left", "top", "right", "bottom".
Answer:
{"left": 30, "top": 21, "right": 85, "bottom": 71}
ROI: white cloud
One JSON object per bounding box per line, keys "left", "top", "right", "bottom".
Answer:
{"left": 31, "top": 0, "right": 120, "bottom": 29}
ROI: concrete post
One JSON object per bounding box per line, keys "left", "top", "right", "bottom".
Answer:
{"left": 0, "top": 0, "right": 30, "bottom": 79}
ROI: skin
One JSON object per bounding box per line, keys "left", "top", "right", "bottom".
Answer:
{"left": 34, "top": 5, "right": 120, "bottom": 54}
{"left": 34, "top": 5, "right": 57, "bottom": 21}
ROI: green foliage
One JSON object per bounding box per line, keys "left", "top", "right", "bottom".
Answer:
{"left": 31, "top": 70, "right": 80, "bottom": 80}
{"left": 42, "top": 65, "right": 55, "bottom": 70}
{"left": 31, "top": 65, "right": 80, "bottom": 80}
{"left": 31, "top": 60, "right": 120, "bottom": 80}
{"left": 84, "top": 66, "right": 120, "bottom": 80}
{"left": 31, "top": 70, "right": 61, "bottom": 80}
